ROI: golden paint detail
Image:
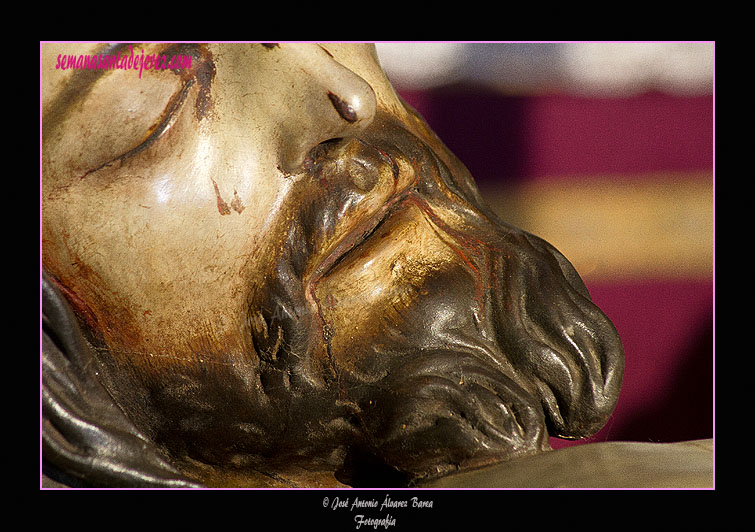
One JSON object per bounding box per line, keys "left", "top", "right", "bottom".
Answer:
{"left": 484, "top": 173, "right": 713, "bottom": 281}
{"left": 316, "top": 203, "right": 458, "bottom": 378}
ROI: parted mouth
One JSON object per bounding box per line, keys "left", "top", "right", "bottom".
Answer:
{"left": 307, "top": 191, "right": 402, "bottom": 288}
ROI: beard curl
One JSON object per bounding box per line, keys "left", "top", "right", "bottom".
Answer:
{"left": 347, "top": 350, "right": 551, "bottom": 483}
{"left": 487, "top": 230, "right": 625, "bottom": 440}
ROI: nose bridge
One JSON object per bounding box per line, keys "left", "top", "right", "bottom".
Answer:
{"left": 276, "top": 44, "right": 378, "bottom": 172}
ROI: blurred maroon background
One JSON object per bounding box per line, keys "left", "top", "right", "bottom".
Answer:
{"left": 395, "top": 85, "right": 714, "bottom": 448}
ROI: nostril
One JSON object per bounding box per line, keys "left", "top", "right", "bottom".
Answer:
{"left": 328, "top": 92, "right": 358, "bottom": 123}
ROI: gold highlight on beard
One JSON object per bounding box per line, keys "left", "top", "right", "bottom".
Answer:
{"left": 315, "top": 202, "right": 461, "bottom": 378}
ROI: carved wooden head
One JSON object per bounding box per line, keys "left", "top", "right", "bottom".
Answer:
{"left": 42, "top": 43, "right": 624, "bottom": 487}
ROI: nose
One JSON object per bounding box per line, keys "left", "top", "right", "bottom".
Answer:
{"left": 273, "top": 44, "right": 378, "bottom": 173}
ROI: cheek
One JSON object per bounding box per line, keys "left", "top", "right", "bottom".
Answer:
{"left": 42, "top": 169, "right": 275, "bottom": 356}
{"left": 314, "top": 203, "right": 467, "bottom": 377}
{"left": 43, "top": 89, "right": 289, "bottom": 356}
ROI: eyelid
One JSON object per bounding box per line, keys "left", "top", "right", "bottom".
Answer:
{"left": 80, "top": 77, "right": 195, "bottom": 179}
{"left": 73, "top": 45, "right": 215, "bottom": 180}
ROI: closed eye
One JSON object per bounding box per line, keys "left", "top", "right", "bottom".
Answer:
{"left": 78, "top": 43, "right": 215, "bottom": 179}
{"left": 80, "top": 78, "right": 194, "bottom": 179}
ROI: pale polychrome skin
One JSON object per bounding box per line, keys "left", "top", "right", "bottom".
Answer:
{"left": 42, "top": 43, "right": 624, "bottom": 487}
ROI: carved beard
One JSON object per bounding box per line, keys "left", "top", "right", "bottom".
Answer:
{"left": 232, "top": 112, "right": 625, "bottom": 484}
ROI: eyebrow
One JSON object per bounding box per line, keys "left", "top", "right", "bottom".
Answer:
{"left": 162, "top": 43, "right": 216, "bottom": 121}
